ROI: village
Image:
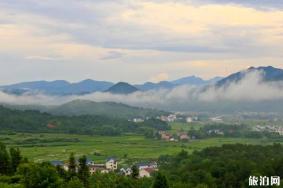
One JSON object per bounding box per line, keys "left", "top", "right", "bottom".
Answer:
{"left": 45, "top": 114, "right": 283, "bottom": 180}
{"left": 50, "top": 158, "right": 159, "bottom": 178}
{"left": 253, "top": 125, "right": 283, "bottom": 135}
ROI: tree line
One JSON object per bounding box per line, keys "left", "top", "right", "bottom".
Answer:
{"left": 188, "top": 123, "right": 282, "bottom": 139}
{"left": 158, "top": 143, "right": 283, "bottom": 187}
{"left": 0, "top": 142, "right": 169, "bottom": 188}
{"left": 2, "top": 140, "right": 282, "bottom": 187}
{"left": 0, "top": 106, "right": 170, "bottom": 136}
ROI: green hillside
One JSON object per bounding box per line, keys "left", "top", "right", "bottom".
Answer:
{"left": 49, "top": 99, "right": 167, "bottom": 119}
{"left": 0, "top": 105, "right": 170, "bottom": 136}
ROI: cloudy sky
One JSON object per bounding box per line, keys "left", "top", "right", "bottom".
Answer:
{"left": 0, "top": 0, "right": 283, "bottom": 85}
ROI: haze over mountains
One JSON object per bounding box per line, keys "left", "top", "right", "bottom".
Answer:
{"left": 217, "top": 66, "right": 283, "bottom": 87}
{"left": 0, "top": 75, "right": 222, "bottom": 95}
{"left": 1, "top": 66, "right": 283, "bottom": 114}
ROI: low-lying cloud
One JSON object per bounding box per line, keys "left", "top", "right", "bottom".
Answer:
{"left": 1, "top": 71, "right": 283, "bottom": 113}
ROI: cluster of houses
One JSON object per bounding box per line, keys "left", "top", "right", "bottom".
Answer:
{"left": 207, "top": 129, "right": 224, "bottom": 135}
{"left": 50, "top": 158, "right": 158, "bottom": 178}
{"left": 254, "top": 125, "right": 283, "bottom": 136}
{"left": 186, "top": 116, "right": 199, "bottom": 123}
{"left": 120, "top": 161, "right": 158, "bottom": 178}
{"left": 51, "top": 157, "right": 118, "bottom": 175}
{"left": 159, "top": 131, "right": 190, "bottom": 142}
{"left": 132, "top": 118, "right": 145, "bottom": 123}
{"left": 130, "top": 113, "right": 202, "bottom": 124}
{"left": 159, "top": 114, "right": 177, "bottom": 122}
{"left": 209, "top": 116, "right": 223, "bottom": 122}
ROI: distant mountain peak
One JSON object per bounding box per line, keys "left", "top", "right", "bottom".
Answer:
{"left": 0, "top": 79, "right": 114, "bottom": 95}
{"left": 217, "top": 66, "right": 283, "bottom": 86}
{"left": 106, "top": 82, "right": 139, "bottom": 94}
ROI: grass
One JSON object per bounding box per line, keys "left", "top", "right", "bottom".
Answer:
{"left": 1, "top": 132, "right": 281, "bottom": 165}
{"left": 169, "top": 122, "right": 204, "bottom": 134}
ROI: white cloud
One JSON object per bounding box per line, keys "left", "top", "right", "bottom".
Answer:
{"left": 1, "top": 70, "right": 283, "bottom": 113}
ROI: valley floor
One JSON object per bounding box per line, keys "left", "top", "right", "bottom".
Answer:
{"left": 1, "top": 133, "right": 281, "bottom": 164}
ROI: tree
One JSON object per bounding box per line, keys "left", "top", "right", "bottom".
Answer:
{"left": 0, "top": 142, "right": 11, "bottom": 175}
{"left": 68, "top": 153, "right": 77, "bottom": 179}
{"left": 65, "top": 177, "right": 84, "bottom": 188}
{"left": 18, "top": 162, "right": 62, "bottom": 188}
{"left": 152, "top": 172, "right": 169, "bottom": 188}
{"left": 56, "top": 165, "right": 68, "bottom": 180}
{"left": 116, "top": 177, "right": 134, "bottom": 188}
{"left": 131, "top": 165, "right": 139, "bottom": 179}
{"left": 9, "top": 147, "right": 22, "bottom": 174}
{"left": 78, "top": 155, "right": 90, "bottom": 187}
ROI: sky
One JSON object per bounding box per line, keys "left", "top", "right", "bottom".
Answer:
{"left": 0, "top": 0, "right": 283, "bottom": 85}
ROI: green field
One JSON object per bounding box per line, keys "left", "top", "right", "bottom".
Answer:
{"left": 1, "top": 132, "right": 281, "bottom": 165}
{"left": 169, "top": 122, "right": 204, "bottom": 133}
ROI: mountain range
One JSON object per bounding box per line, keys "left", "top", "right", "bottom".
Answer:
{"left": 1, "top": 66, "right": 283, "bottom": 95}
{"left": 0, "top": 79, "right": 113, "bottom": 95}
{"left": 0, "top": 75, "right": 222, "bottom": 95}
{"left": 217, "top": 66, "right": 283, "bottom": 87}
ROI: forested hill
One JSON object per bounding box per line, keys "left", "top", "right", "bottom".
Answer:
{"left": 0, "top": 106, "right": 170, "bottom": 136}
{"left": 158, "top": 144, "right": 283, "bottom": 187}
{"left": 48, "top": 99, "right": 167, "bottom": 119}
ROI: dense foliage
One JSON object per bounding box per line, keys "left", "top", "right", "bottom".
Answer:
{"left": 49, "top": 100, "right": 167, "bottom": 119}
{"left": 1, "top": 141, "right": 282, "bottom": 187}
{"left": 188, "top": 123, "right": 282, "bottom": 139}
{"left": 0, "top": 142, "right": 156, "bottom": 188}
{"left": 159, "top": 143, "right": 283, "bottom": 187}
{"left": 0, "top": 106, "right": 170, "bottom": 136}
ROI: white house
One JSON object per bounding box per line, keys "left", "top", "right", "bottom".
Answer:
{"left": 105, "top": 158, "right": 118, "bottom": 171}
{"left": 89, "top": 164, "right": 108, "bottom": 175}
{"left": 136, "top": 162, "right": 158, "bottom": 170}
{"left": 139, "top": 168, "right": 156, "bottom": 178}
{"left": 133, "top": 118, "right": 144, "bottom": 123}
{"left": 186, "top": 117, "right": 193, "bottom": 123}
{"left": 120, "top": 168, "right": 132, "bottom": 176}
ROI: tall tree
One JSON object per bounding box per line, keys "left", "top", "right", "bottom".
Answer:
{"left": 0, "top": 142, "right": 11, "bottom": 175}
{"left": 68, "top": 153, "right": 77, "bottom": 179}
{"left": 18, "top": 162, "right": 62, "bottom": 188}
{"left": 9, "top": 147, "right": 22, "bottom": 174}
{"left": 152, "top": 172, "right": 169, "bottom": 188}
{"left": 131, "top": 165, "right": 139, "bottom": 179}
{"left": 56, "top": 165, "right": 68, "bottom": 180}
{"left": 65, "top": 177, "right": 84, "bottom": 188}
{"left": 78, "top": 155, "right": 90, "bottom": 187}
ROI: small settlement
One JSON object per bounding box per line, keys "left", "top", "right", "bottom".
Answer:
{"left": 254, "top": 125, "right": 283, "bottom": 135}
{"left": 159, "top": 131, "right": 190, "bottom": 142}
{"left": 50, "top": 158, "right": 158, "bottom": 178}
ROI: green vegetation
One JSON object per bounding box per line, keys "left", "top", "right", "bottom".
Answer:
{"left": 0, "top": 106, "right": 169, "bottom": 136}
{"left": 48, "top": 99, "right": 167, "bottom": 119}
{"left": 188, "top": 123, "right": 282, "bottom": 139}
{"left": 1, "top": 142, "right": 282, "bottom": 188}
{"left": 1, "top": 133, "right": 281, "bottom": 163}
{"left": 0, "top": 142, "right": 153, "bottom": 188}
{"left": 170, "top": 122, "right": 282, "bottom": 140}
{"left": 158, "top": 144, "right": 283, "bottom": 187}
{"left": 170, "top": 122, "right": 204, "bottom": 133}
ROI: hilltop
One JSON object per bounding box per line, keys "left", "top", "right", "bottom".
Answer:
{"left": 48, "top": 99, "right": 167, "bottom": 118}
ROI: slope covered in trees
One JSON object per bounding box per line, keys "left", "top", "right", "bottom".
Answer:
{"left": 48, "top": 99, "right": 167, "bottom": 119}
{"left": 158, "top": 144, "right": 283, "bottom": 187}
{"left": 0, "top": 106, "right": 170, "bottom": 136}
